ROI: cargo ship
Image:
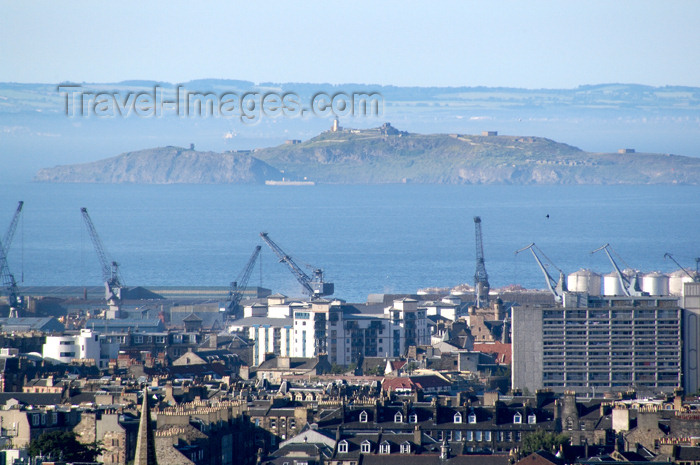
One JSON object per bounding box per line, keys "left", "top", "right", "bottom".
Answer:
{"left": 265, "top": 179, "right": 315, "bottom": 186}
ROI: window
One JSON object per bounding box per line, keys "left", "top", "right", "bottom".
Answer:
{"left": 359, "top": 411, "right": 368, "bottom": 423}
{"left": 400, "top": 442, "right": 411, "bottom": 454}
{"left": 338, "top": 440, "right": 348, "bottom": 453}
{"left": 379, "top": 441, "right": 390, "bottom": 454}
{"left": 453, "top": 412, "right": 462, "bottom": 424}
{"left": 361, "top": 441, "right": 371, "bottom": 453}
{"left": 394, "top": 412, "right": 403, "bottom": 423}
{"left": 484, "top": 431, "right": 491, "bottom": 442}
{"left": 466, "top": 431, "right": 473, "bottom": 441}
{"left": 468, "top": 413, "right": 477, "bottom": 424}
{"left": 475, "top": 431, "right": 482, "bottom": 442}
{"left": 408, "top": 413, "right": 418, "bottom": 423}
{"left": 513, "top": 412, "right": 522, "bottom": 424}
{"left": 528, "top": 414, "right": 537, "bottom": 424}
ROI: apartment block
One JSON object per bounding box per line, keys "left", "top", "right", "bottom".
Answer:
{"left": 512, "top": 294, "right": 682, "bottom": 394}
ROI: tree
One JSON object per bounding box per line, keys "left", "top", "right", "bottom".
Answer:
{"left": 520, "top": 429, "right": 570, "bottom": 457}
{"left": 28, "top": 431, "right": 101, "bottom": 462}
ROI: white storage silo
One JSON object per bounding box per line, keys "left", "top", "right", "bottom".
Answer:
{"left": 567, "top": 269, "right": 602, "bottom": 296}
{"left": 669, "top": 269, "right": 699, "bottom": 295}
{"left": 603, "top": 272, "right": 624, "bottom": 296}
{"left": 641, "top": 271, "right": 669, "bottom": 296}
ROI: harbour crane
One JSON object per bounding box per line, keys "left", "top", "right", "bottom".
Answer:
{"left": 0, "top": 237, "right": 20, "bottom": 317}
{"left": 664, "top": 252, "right": 700, "bottom": 282}
{"left": 2, "top": 201, "right": 23, "bottom": 256}
{"left": 591, "top": 243, "right": 645, "bottom": 297}
{"left": 227, "top": 245, "right": 262, "bottom": 315}
{"left": 1, "top": 202, "right": 24, "bottom": 317}
{"left": 515, "top": 243, "right": 567, "bottom": 303}
{"left": 80, "top": 207, "right": 123, "bottom": 309}
{"left": 259, "top": 232, "right": 334, "bottom": 299}
{"left": 473, "top": 216, "right": 490, "bottom": 308}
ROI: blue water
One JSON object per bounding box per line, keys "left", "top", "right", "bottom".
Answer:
{"left": 1, "top": 183, "right": 699, "bottom": 302}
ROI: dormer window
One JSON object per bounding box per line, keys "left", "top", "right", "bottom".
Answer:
{"left": 453, "top": 412, "right": 463, "bottom": 424}
{"left": 359, "top": 410, "right": 368, "bottom": 423}
{"left": 394, "top": 412, "right": 403, "bottom": 423}
{"left": 380, "top": 441, "right": 390, "bottom": 454}
{"left": 361, "top": 440, "right": 371, "bottom": 453}
{"left": 513, "top": 412, "right": 522, "bottom": 424}
{"left": 400, "top": 441, "right": 411, "bottom": 454}
{"left": 408, "top": 413, "right": 418, "bottom": 423}
{"left": 338, "top": 440, "right": 348, "bottom": 453}
{"left": 528, "top": 414, "right": 537, "bottom": 424}
{"left": 468, "top": 413, "right": 477, "bottom": 424}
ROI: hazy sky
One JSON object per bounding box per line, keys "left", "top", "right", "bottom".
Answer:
{"left": 1, "top": 0, "right": 699, "bottom": 88}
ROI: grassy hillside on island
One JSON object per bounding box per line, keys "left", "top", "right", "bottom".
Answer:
{"left": 34, "top": 146, "right": 282, "bottom": 184}
{"left": 251, "top": 124, "right": 700, "bottom": 184}
{"left": 35, "top": 125, "right": 700, "bottom": 185}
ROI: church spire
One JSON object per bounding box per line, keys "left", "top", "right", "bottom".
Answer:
{"left": 134, "top": 388, "right": 157, "bottom": 465}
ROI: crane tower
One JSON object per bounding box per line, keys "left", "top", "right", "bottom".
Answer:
{"left": 474, "top": 216, "right": 490, "bottom": 308}
{"left": 227, "top": 245, "right": 262, "bottom": 316}
{"left": 1, "top": 201, "right": 24, "bottom": 318}
{"left": 81, "top": 207, "right": 123, "bottom": 316}
{"left": 515, "top": 243, "right": 567, "bottom": 303}
{"left": 260, "top": 232, "right": 333, "bottom": 299}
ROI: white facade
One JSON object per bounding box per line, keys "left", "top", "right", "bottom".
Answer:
{"left": 239, "top": 298, "right": 430, "bottom": 366}
{"left": 42, "top": 329, "right": 114, "bottom": 369}
{"left": 250, "top": 324, "right": 293, "bottom": 366}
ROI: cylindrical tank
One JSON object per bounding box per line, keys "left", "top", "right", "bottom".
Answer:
{"left": 603, "top": 272, "right": 624, "bottom": 296}
{"left": 642, "top": 272, "right": 669, "bottom": 296}
{"left": 669, "top": 269, "right": 699, "bottom": 295}
{"left": 567, "top": 269, "right": 602, "bottom": 296}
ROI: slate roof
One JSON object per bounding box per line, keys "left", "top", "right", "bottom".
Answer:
{"left": 361, "top": 454, "right": 510, "bottom": 465}
{"left": 84, "top": 318, "right": 165, "bottom": 332}
{"left": 0, "top": 392, "right": 63, "bottom": 406}
{"left": 0, "top": 317, "right": 65, "bottom": 333}
{"left": 516, "top": 451, "right": 566, "bottom": 465}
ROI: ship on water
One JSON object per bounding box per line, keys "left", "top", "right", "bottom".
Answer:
{"left": 265, "top": 178, "right": 315, "bottom": 186}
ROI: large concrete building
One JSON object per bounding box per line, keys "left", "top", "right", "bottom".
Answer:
{"left": 682, "top": 281, "right": 700, "bottom": 393}
{"left": 512, "top": 293, "right": 682, "bottom": 394}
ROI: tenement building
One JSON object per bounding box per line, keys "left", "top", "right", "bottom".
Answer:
{"left": 512, "top": 293, "right": 682, "bottom": 394}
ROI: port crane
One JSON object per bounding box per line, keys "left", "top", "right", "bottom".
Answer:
{"left": 515, "top": 243, "right": 568, "bottom": 303}
{"left": 1, "top": 201, "right": 24, "bottom": 317}
{"left": 0, "top": 237, "right": 20, "bottom": 317}
{"left": 227, "top": 245, "right": 262, "bottom": 315}
{"left": 591, "top": 243, "right": 645, "bottom": 296}
{"left": 473, "top": 216, "right": 490, "bottom": 308}
{"left": 259, "top": 232, "right": 334, "bottom": 299}
{"left": 81, "top": 207, "right": 123, "bottom": 309}
{"left": 664, "top": 252, "right": 700, "bottom": 282}
{"left": 2, "top": 201, "right": 23, "bottom": 256}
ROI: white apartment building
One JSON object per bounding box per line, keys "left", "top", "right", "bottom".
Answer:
{"left": 42, "top": 329, "right": 118, "bottom": 369}
{"left": 233, "top": 295, "right": 430, "bottom": 366}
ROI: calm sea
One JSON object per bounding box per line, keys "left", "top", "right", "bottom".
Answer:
{"left": 1, "top": 183, "right": 699, "bottom": 302}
